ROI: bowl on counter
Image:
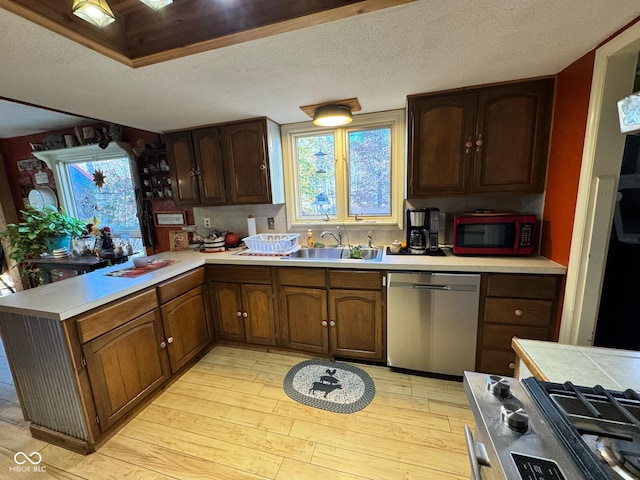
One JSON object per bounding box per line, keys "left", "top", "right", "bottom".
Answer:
{"left": 388, "top": 241, "right": 402, "bottom": 254}
{"left": 132, "top": 257, "right": 148, "bottom": 268}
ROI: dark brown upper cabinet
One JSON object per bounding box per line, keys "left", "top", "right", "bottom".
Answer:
{"left": 407, "top": 78, "right": 554, "bottom": 197}
{"left": 166, "top": 118, "right": 284, "bottom": 206}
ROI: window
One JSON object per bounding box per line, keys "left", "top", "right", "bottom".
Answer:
{"left": 44, "top": 144, "right": 144, "bottom": 250}
{"left": 283, "top": 110, "right": 405, "bottom": 227}
{"left": 63, "top": 158, "right": 140, "bottom": 236}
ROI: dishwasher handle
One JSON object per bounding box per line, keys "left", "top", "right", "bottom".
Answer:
{"left": 413, "top": 284, "right": 451, "bottom": 290}
{"left": 389, "top": 281, "right": 478, "bottom": 292}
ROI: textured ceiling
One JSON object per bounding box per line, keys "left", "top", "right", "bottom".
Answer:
{"left": 0, "top": 1, "right": 639, "bottom": 139}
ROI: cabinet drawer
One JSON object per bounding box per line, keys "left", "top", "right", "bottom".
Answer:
{"left": 486, "top": 274, "right": 558, "bottom": 299}
{"left": 478, "top": 349, "right": 517, "bottom": 376}
{"left": 484, "top": 298, "right": 553, "bottom": 326}
{"left": 157, "top": 267, "right": 204, "bottom": 304}
{"left": 328, "top": 270, "right": 382, "bottom": 290}
{"left": 481, "top": 324, "right": 550, "bottom": 350}
{"left": 76, "top": 289, "right": 158, "bottom": 343}
{"left": 207, "top": 265, "right": 271, "bottom": 284}
{"left": 277, "top": 268, "right": 326, "bottom": 287}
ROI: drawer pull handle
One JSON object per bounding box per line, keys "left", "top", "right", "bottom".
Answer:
{"left": 514, "top": 309, "right": 523, "bottom": 317}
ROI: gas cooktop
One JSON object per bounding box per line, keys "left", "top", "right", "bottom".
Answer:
{"left": 464, "top": 371, "right": 640, "bottom": 480}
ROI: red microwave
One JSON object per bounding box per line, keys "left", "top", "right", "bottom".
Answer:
{"left": 452, "top": 213, "right": 537, "bottom": 255}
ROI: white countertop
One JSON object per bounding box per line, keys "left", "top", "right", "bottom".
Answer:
{"left": 0, "top": 248, "right": 565, "bottom": 321}
{"left": 513, "top": 338, "right": 640, "bottom": 390}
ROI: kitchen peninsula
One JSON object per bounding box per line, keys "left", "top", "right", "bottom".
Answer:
{"left": 0, "top": 249, "right": 565, "bottom": 453}
{"left": 513, "top": 337, "right": 640, "bottom": 390}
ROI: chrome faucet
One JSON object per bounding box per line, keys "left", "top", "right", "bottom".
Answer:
{"left": 366, "top": 231, "right": 373, "bottom": 248}
{"left": 321, "top": 230, "right": 342, "bottom": 246}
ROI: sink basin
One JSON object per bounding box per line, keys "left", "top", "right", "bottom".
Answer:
{"left": 283, "top": 246, "right": 383, "bottom": 261}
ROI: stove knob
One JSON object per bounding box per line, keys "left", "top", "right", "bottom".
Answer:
{"left": 501, "top": 404, "right": 529, "bottom": 433}
{"left": 487, "top": 375, "right": 511, "bottom": 399}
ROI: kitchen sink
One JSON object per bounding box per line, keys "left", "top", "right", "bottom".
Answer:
{"left": 283, "top": 246, "right": 383, "bottom": 261}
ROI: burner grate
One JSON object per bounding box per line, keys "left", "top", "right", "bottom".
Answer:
{"left": 522, "top": 377, "right": 616, "bottom": 480}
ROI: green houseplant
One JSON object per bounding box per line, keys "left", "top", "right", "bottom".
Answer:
{"left": 1, "top": 207, "right": 85, "bottom": 285}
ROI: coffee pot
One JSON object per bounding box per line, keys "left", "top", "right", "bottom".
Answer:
{"left": 406, "top": 208, "right": 440, "bottom": 254}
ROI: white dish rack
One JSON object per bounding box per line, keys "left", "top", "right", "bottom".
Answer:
{"left": 242, "top": 233, "right": 300, "bottom": 253}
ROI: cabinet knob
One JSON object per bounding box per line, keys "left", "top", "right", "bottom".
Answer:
{"left": 329, "top": 321, "right": 336, "bottom": 327}
{"left": 514, "top": 309, "right": 523, "bottom": 317}
{"left": 167, "top": 336, "right": 174, "bottom": 344}
{"left": 465, "top": 137, "right": 473, "bottom": 154}
{"left": 322, "top": 320, "right": 328, "bottom": 327}
{"left": 242, "top": 312, "right": 248, "bottom": 318}
{"left": 475, "top": 134, "right": 483, "bottom": 151}
{"left": 237, "top": 311, "right": 242, "bottom": 317}
{"left": 259, "top": 163, "right": 267, "bottom": 171}
{"left": 508, "top": 362, "right": 515, "bottom": 370}
{"left": 160, "top": 341, "right": 167, "bottom": 349}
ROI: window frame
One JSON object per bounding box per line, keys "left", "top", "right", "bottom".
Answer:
{"left": 282, "top": 109, "right": 406, "bottom": 228}
{"left": 37, "top": 143, "right": 143, "bottom": 238}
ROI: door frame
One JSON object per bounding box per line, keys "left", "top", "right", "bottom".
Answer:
{"left": 560, "top": 21, "right": 640, "bottom": 345}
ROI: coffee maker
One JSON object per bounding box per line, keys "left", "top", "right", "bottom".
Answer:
{"left": 406, "top": 208, "right": 440, "bottom": 254}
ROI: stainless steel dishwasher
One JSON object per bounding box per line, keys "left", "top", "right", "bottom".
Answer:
{"left": 387, "top": 272, "right": 481, "bottom": 376}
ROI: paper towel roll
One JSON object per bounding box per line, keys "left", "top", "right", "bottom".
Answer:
{"left": 247, "top": 216, "right": 257, "bottom": 237}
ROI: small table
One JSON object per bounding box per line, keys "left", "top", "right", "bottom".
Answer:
{"left": 29, "top": 254, "right": 132, "bottom": 284}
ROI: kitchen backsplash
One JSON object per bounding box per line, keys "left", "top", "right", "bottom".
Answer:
{"left": 193, "top": 192, "right": 544, "bottom": 247}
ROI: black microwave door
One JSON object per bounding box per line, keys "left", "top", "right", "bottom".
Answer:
{"left": 456, "top": 223, "right": 516, "bottom": 248}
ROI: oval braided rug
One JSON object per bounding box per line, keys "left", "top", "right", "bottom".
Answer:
{"left": 283, "top": 358, "right": 375, "bottom": 414}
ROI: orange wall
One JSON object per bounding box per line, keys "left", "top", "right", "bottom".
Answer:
{"left": 541, "top": 51, "right": 596, "bottom": 266}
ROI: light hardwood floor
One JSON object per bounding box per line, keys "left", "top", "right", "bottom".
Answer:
{"left": 0, "top": 339, "right": 474, "bottom": 479}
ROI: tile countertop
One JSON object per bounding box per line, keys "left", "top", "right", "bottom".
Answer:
{"left": 0, "top": 248, "right": 565, "bottom": 321}
{"left": 512, "top": 338, "right": 640, "bottom": 391}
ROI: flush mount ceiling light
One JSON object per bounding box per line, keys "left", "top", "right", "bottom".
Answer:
{"left": 314, "top": 105, "right": 353, "bottom": 126}
{"left": 139, "top": 0, "right": 174, "bottom": 10}
{"left": 300, "top": 98, "right": 362, "bottom": 127}
{"left": 72, "top": 0, "right": 116, "bottom": 28}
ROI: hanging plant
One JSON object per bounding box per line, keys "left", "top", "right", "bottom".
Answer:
{"left": 93, "top": 169, "right": 106, "bottom": 188}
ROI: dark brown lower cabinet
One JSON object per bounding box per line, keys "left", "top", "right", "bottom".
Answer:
{"left": 208, "top": 266, "right": 277, "bottom": 346}
{"left": 476, "top": 274, "right": 561, "bottom": 376}
{"left": 279, "top": 285, "right": 329, "bottom": 354}
{"left": 277, "top": 268, "right": 385, "bottom": 361}
{"left": 160, "top": 284, "right": 212, "bottom": 371}
{"left": 82, "top": 309, "right": 170, "bottom": 430}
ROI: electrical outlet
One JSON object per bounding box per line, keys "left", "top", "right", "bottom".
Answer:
{"left": 267, "top": 217, "right": 275, "bottom": 230}
{"left": 203, "top": 218, "right": 211, "bottom": 228}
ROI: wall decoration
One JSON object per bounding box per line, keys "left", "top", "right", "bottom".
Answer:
{"left": 168, "top": 229, "right": 188, "bottom": 251}
{"left": 154, "top": 211, "right": 185, "bottom": 226}
{"left": 93, "top": 169, "right": 106, "bottom": 188}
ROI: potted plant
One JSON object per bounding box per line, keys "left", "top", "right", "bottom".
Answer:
{"left": 1, "top": 207, "right": 85, "bottom": 285}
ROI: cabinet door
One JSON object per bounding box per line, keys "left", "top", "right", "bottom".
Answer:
{"left": 192, "top": 127, "right": 227, "bottom": 204}
{"left": 210, "top": 282, "right": 245, "bottom": 342}
{"left": 221, "top": 120, "right": 272, "bottom": 204}
{"left": 279, "top": 286, "right": 328, "bottom": 354}
{"left": 241, "top": 284, "right": 276, "bottom": 346}
{"left": 329, "top": 289, "right": 383, "bottom": 360}
{"left": 166, "top": 131, "right": 199, "bottom": 205}
{"left": 83, "top": 310, "right": 170, "bottom": 431}
{"left": 160, "top": 285, "right": 213, "bottom": 372}
{"left": 474, "top": 79, "right": 553, "bottom": 193}
{"left": 407, "top": 92, "right": 476, "bottom": 197}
